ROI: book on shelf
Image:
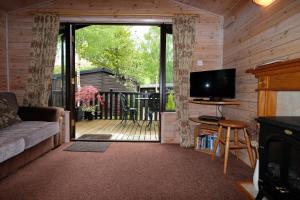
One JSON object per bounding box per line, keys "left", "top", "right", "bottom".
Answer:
{"left": 196, "top": 134, "right": 220, "bottom": 156}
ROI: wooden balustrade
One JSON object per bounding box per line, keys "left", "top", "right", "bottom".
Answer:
{"left": 76, "top": 90, "right": 159, "bottom": 121}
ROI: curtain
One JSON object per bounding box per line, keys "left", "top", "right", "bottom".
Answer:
{"left": 173, "top": 15, "right": 197, "bottom": 147}
{"left": 23, "top": 14, "right": 59, "bottom": 107}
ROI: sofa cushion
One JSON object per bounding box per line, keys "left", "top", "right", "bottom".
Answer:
{"left": 0, "top": 98, "right": 22, "bottom": 129}
{"left": 0, "top": 121, "right": 59, "bottom": 149}
{"left": 0, "top": 92, "right": 19, "bottom": 113}
{"left": 0, "top": 134, "right": 25, "bottom": 163}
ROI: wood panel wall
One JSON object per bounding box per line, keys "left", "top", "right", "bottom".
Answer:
{"left": 7, "top": 14, "right": 33, "bottom": 101}
{"left": 7, "top": 0, "right": 223, "bottom": 103}
{"left": 223, "top": 0, "right": 300, "bottom": 165}
{"left": 5, "top": 0, "right": 223, "bottom": 143}
{"left": 223, "top": 0, "right": 300, "bottom": 132}
{"left": 0, "top": 10, "right": 7, "bottom": 91}
{"left": 18, "top": 0, "right": 208, "bottom": 16}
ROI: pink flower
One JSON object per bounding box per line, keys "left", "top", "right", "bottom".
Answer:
{"left": 75, "top": 85, "right": 105, "bottom": 106}
{"left": 96, "top": 94, "right": 105, "bottom": 106}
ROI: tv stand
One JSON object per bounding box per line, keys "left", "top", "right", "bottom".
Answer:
{"left": 190, "top": 99, "right": 240, "bottom": 153}
{"left": 209, "top": 97, "right": 223, "bottom": 101}
{"left": 190, "top": 99, "right": 240, "bottom": 105}
{"left": 193, "top": 98, "right": 205, "bottom": 102}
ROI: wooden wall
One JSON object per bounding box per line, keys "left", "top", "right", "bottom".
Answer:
{"left": 165, "top": 14, "right": 223, "bottom": 143}
{"left": 7, "top": 14, "right": 33, "bottom": 101}
{"left": 6, "top": 0, "right": 223, "bottom": 104}
{"left": 223, "top": 0, "right": 300, "bottom": 132}
{"left": 189, "top": 14, "right": 223, "bottom": 118}
{"left": 0, "top": 10, "right": 7, "bottom": 91}
{"left": 5, "top": 0, "right": 223, "bottom": 143}
{"left": 223, "top": 0, "right": 300, "bottom": 165}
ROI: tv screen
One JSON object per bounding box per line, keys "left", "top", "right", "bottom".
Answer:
{"left": 190, "top": 69, "right": 236, "bottom": 99}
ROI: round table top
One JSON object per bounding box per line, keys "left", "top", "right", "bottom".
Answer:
{"left": 218, "top": 120, "right": 247, "bottom": 128}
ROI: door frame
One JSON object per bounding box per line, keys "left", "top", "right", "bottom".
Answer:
{"left": 160, "top": 24, "right": 172, "bottom": 142}
{"left": 63, "top": 22, "right": 173, "bottom": 141}
{"left": 62, "top": 23, "right": 76, "bottom": 139}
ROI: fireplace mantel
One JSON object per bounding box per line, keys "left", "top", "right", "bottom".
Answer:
{"left": 246, "top": 58, "right": 300, "bottom": 116}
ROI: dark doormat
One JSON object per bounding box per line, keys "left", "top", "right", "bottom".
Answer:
{"left": 64, "top": 142, "right": 111, "bottom": 153}
{"left": 77, "top": 134, "right": 112, "bottom": 141}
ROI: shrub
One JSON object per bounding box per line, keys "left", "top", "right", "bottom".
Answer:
{"left": 75, "top": 85, "right": 104, "bottom": 112}
{"left": 166, "top": 92, "right": 176, "bottom": 111}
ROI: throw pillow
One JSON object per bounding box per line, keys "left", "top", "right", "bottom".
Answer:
{"left": 0, "top": 98, "right": 21, "bottom": 129}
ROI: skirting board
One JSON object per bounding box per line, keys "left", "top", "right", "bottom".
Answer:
{"left": 161, "top": 112, "right": 179, "bottom": 144}
{"left": 236, "top": 181, "right": 268, "bottom": 200}
{"left": 64, "top": 111, "right": 70, "bottom": 143}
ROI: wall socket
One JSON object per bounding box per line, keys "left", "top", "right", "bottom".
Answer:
{"left": 196, "top": 60, "right": 203, "bottom": 66}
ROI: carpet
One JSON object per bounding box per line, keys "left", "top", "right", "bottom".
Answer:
{"left": 0, "top": 143, "right": 252, "bottom": 200}
{"left": 77, "top": 134, "right": 112, "bottom": 140}
{"left": 64, "top": 142, "right": 111, "bottom": 152}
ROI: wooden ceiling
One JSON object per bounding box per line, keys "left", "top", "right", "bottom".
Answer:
{"left": 0, "top": 0, "right": 47, "bottom": 11}
{"left": 0, "top": 0, "right": 244, "bottom": 16}
{"left": 173, "top": 0, "right": 245, "bottom": 16}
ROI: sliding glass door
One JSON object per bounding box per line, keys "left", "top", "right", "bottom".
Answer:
{"left": 55, "top": 22, "right": 173, "bottom": 141}
{"left": 50, "top": 30, "right": 66, "bottom": 107}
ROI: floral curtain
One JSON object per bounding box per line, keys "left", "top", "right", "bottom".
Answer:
{"left": 23, "top": 14, "right": 59, "bottom": 107}
{"left": 173, "top": 15, "right": 197, "bottom": 147}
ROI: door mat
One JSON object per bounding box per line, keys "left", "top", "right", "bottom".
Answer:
{"left": 77, "top": 134, "right": 112, "bottom": 141}
{"left": 64, "top": 142, "right": 111, "bottom": 153}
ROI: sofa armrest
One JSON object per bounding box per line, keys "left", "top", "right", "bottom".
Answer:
{"left": 18, "top": 106, "right": 64, "bottom": 122}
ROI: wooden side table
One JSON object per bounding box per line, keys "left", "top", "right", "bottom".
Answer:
{"left": 189, "top": 100, "right": 240, "bottom": 154}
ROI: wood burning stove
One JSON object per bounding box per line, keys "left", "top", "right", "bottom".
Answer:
{"left": 256, "top": 117, "right": 300, "bottom": 200}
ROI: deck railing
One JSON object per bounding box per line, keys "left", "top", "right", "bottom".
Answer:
{"left": 77, "top": 89, "right": 159, "bottom": 121}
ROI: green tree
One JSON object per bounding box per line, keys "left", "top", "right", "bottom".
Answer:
{"left": 76, "top": 25, "right": 143, "bottom": 82}
{"left": 75, "top": 25, "right": 173, "bottom": 85}
{"left": 166, "top": 34, "right": 173, "bottom": 84}
{"left": 138, "top": 27, "right": 160, "bottom": 85}
{"left": 138, "top": 27, "right": 173, "bottom": 84}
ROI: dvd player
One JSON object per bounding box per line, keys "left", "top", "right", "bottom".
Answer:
{"left": 198, "top": 115, "right": 224, "bottom": 122}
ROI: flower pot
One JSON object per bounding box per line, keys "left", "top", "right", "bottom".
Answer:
{"left": 76, "top": 108, "right": 84, "bottom": 121}
{"left": 84, "top": 111, "right": 94, "bottom": 120}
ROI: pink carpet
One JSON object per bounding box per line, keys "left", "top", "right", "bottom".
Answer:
{"left": 0, "top": 143, "right": 252, "bottom": 200}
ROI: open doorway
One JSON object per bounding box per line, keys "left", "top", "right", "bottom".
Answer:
{"left": 50, "top": 23, "right": 174, "bottom": 142}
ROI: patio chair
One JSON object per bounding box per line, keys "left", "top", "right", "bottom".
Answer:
{"left": 119, "top": 93, "right": 138, "bottom": 124}
{"left": 147, "top": 93, "right": 160, "bottom": 128}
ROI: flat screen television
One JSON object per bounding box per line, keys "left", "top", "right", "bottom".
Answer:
{"left": 190, "top": 68, "right": 236, "bottom": 100}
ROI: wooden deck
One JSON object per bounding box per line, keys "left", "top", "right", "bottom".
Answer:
{"left": 75, "top": 120, "right": 160, "bottom": 141}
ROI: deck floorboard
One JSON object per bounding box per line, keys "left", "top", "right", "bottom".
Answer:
{"left": 76, "top": 120, "right": 159, "bottom": 141}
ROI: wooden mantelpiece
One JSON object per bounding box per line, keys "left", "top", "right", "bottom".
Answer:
{"left": 246, "top": 58, "right": 300, "bottom": 117}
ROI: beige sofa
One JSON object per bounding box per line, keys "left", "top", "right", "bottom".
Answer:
{"left": 0, "top": 92, "right": 64, "bottom": 179}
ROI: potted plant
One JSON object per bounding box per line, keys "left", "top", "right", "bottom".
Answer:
{"left": 75, "top": 85, "right": 105, "bottom": 120}
{"left": 75, "top": 107, "right": 84, "bottom": 121}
